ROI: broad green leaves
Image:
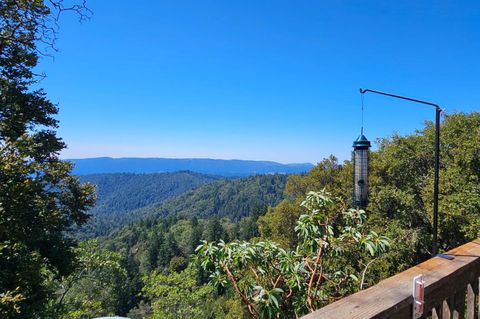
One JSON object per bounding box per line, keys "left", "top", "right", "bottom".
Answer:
{"left": 195, "top": 190, "right": 389, "bottom": 318}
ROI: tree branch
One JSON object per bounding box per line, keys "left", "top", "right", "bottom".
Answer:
{"left": 360, "top": 258, "right": 377, "bottom": 290}
{"left": 224, "top": 265, "right": 259, "bottom": 319}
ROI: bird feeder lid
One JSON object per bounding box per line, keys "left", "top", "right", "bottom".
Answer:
{"left": 353, "top": 134, "right": 371, "bottom": 149}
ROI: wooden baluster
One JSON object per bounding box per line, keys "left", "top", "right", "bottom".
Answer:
{"left": 471, "top": 279, "right": 478, "bottom": 319}
{"left": 433, "top": 305, "right": 442, "bottom": 319}
{"left": 443, "top": 297, "right": 453, "bottom": 319}
{"left": 453, "top": 288, "right": 466, "bottom": 319}
{"left": 466, "top": 283, "right": 475, "bottom": 319}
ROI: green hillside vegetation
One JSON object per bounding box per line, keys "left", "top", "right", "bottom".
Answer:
{"left": 94, "top": 112, "right": 478, "bottom": 319}
{"left": 196, "top": 191, "right": 390, "bottom": 318}
{"left": 77, "top": 172, "right": 222, "bottom": 238}
{"left": 130, "top": 174, "right": 289, "bottom": 221}
{"left": 95, "top": 174, "right": 288, "bottom": 317}
{"left": 7, "top": 113, "right": 480, "bottom": 318}
{"left": 102, "top": 174, "right": 288, "bottom": 272}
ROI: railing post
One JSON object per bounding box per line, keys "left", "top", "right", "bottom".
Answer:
{"left": 443, "top": 297, "right": 453, "bottom": 319}
{"left": 477, "top": 277, "right": 480, "bottom": 319}
{"left": 432, "top": 305, "right": 442, "bottom": 319}
{"left": 453, "top": 288, "right": 466, "bottom": 319}
{"left": 466, "top": 283, "right": 474, "bottom": 319}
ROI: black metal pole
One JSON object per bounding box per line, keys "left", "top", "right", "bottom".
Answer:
{"left": 433, "top": 107, "right": 441, "bottom": 255}
{"left": 359, "top": 88, "right": 441, "bottom": 256}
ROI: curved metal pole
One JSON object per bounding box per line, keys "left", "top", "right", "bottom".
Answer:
{"left": 359, "top": 88, "right": 441, "bottom": 256}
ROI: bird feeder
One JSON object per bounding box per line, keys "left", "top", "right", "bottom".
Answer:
{"left": 352, "top": 133, "right": 371, "bottom": 208}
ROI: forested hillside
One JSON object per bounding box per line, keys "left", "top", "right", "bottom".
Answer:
{"left": 130, "top": 174, "right": 289, "bottom": 221}
{"left": 102, "top": 174, "right": 289, "bottom": 260}
{"left": 77, "top": 171, "right": 222, "bottom": 238}
{"left": 96, "top": 174, "right": 288, "bottom": 316}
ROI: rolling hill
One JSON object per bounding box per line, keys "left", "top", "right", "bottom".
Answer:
{"left": 128, "top": 173, "right": 289, "bottom": 221}
{"left": 101, "top": 174, "right": 289, "bottom": 273}
{"left": 77, "top": 171, "right": 222, "bottom": 238}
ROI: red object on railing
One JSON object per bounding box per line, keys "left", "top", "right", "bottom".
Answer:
{"left": 412, "top": 274, "right": 425, "bottom": 319}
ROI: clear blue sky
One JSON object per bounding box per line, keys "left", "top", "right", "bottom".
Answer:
{"left": 39, "top": 0, "right": 480, "bottom": 164}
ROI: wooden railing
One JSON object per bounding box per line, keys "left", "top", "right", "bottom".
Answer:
{"left": 302, "top": 239, "right": 480, "bottom": 319}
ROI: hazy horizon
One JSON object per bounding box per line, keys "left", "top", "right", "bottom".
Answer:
{"left": 62, "top": 155, "right": 316, "bottom": 166}
{"left": 43, "top": 1, "right": 479, "bottom": 163}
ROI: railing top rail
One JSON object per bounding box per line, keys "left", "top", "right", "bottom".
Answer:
{"left": 302, "top": 239, "right": 480, "bottom": 319}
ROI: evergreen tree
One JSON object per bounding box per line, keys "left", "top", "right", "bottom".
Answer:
{"left": 190, "top": 216, "right": 203, "bottom": 253}
{"left": 203, "top": 217, "right": 228, "bottom": 242}
{"left": 0, "top": 2, "right": 94, "bottom": 317}
{"left": 157, "top": 233, "right": 181, "bottom": 268}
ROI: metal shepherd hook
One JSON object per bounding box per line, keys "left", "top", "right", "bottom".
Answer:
{"left": 359, "top": 88, "right": 442, "bottom": 257}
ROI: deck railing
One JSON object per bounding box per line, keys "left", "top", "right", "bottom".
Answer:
{"left": 302, "top": 239, "right": 480, "bottom": 319}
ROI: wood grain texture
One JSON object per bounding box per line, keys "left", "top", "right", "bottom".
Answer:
{"left": 301, "top": 239, "right": 480, "bottom": 319}
{"left": 466, "top": 283, "right": 474, "bottom": 319}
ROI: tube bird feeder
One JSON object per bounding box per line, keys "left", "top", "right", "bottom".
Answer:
{"left": 352, "top": 133, "right": 371, "bottom": 208}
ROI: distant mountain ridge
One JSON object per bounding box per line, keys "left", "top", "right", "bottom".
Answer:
{"left": 68, "top": 157, "right": 314, "bottom": 176}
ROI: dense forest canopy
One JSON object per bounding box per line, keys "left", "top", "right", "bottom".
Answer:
{"left": 130, "top": 173, "right": 289, "bottom": 221}
{"left": 101, "top": 174, "right": 288, "bottom": 276}
{"left": 77, "top": 171, "right": 222, "bottom": 238}
{"left": 73, "top": 173, "right": 287, "bottom": 241}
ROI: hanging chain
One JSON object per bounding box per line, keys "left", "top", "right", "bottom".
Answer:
{"left": 361, "top": 93, "right": 365, "bottom": 135}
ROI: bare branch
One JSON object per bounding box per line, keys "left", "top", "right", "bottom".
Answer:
{"left": 360, "top": 258, "right": 377, "bottom": 290}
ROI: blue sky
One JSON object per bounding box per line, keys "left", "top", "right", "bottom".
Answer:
{"left": 39, "top": 0, "right": 480, "bottom": 164}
